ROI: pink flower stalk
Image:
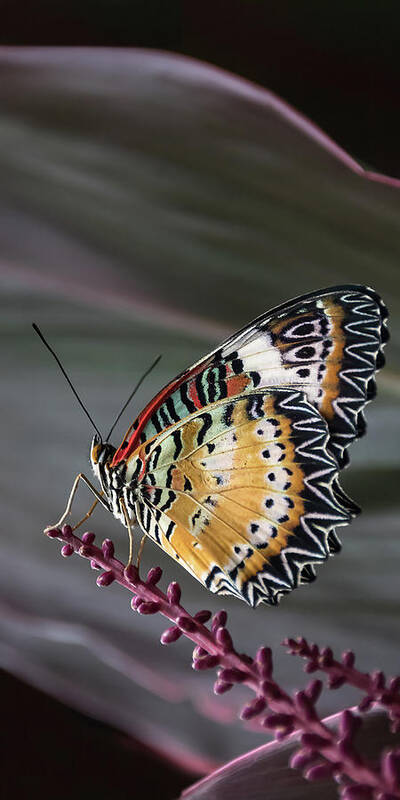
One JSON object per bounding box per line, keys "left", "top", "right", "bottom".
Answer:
{"left": 46, "top": 525, "right": 400, "bottom": 799}
{"left": 284, "top": 637, "right": 400, "bottom": 734}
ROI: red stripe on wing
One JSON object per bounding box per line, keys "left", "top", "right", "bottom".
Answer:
{"left": 111, "top": 364, "right": 205, "bottom": 466}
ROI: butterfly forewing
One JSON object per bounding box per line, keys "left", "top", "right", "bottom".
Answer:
{"left": 112, "top": 285, "right": 388, "bottom": 472}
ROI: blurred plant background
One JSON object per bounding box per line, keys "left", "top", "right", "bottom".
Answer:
{"left": 1, "top": 3, "right": 399, "bottom": 798}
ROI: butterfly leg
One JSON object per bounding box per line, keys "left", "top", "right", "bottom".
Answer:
{"left": 72, "top": 493, "right": 104, "bottom": 532}
{"left": 119, "top": 498, "right": 146, "bottom": 570}
{"left": 119, "top": 496, "right": 135, "bottom": 569}
{"left": 47, "top": 473, "right": 107, "bottom": 531}
{"left": 136, "top": 534, "right": 147, "bottom": 571}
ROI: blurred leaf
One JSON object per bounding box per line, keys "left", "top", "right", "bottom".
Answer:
{"left": 182, "top": 709, "right": 400, "bottom": 799}
{"left": 0, "top": 48, "right": 399, "bottom": 768}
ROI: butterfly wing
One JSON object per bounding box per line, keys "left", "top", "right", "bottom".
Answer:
{"left": 113, "top": 285, "right": 388, "bottom": 474}
{"left": 130, "top": 389, "right": 351, "bottom": 606}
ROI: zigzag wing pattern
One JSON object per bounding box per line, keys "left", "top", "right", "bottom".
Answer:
{"left": 112, "top": 286, "right": 388, "bottom": 485}
{"left": 128, "top": 389, "right": 352, "bottom": 606}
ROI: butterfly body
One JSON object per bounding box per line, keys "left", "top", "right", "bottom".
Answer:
{"left": 90, "top": 285, "right": 388, "bottom": 607}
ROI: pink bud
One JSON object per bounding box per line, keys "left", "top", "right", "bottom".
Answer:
{"left": 61, "top": 544, "right": 74, "bottom": 557}
{"left": 102, "top": 539, "right": 114, "bottom": 558}
{"left": 167, "top": 582, "right": 181, "bottom": 605}
{"left": 342, "top": 650, "right": 355, "bottom": 668}
{"left": 213, "top": 680, "right": 233, "bottom": 695}
{"left": 146, "top": 567, "right": 163, "bottom": 585}
{"left": 339, "top": 709, "right": 361, "bottom": 740}
{"left": 62, "top": 524, "right": 73, "bottom": 539}
{"left": 256, "top": 646, "right": 273, "bottom": 678}
{"left": 82, "top": 531, "right": 95, "bottom": 544}
{"left": 289, "top": 749, "right": 317, "bottom": 771}
{"left": 137, "top": 601, "right": 161, "bottom": 614}
{"left": 305, "top": 679, "right": 323, "bottom": 703}
{"left": 319, "top": 647, "right": 334, "bottom": 667}
{"left": 358, "top": 696, "right": 373, "bottom": 712}
{"left": 295, "top": 690, "right": 316, "bottom": 720}
{"left": 211, "top": 610, "right": 227, "bottom": 632}
{"left": 96, "top": 571, "right": 115, "bottom": 587}
{"left": 370, "top": 670, "right": 385, "bottom": 691}
{"left": 215, "top": 626, "right": 233, "bottom": 652}
{"left": 45, "top": 527, "right": 60, "bottom": 539}
{"left": 160, "top": 626, "right": 182, "bottom": 644}
{"left": 194, "top": 609, "right": 212, "bottom": 623}
{"left": 263, "top": 713, "right": 293, "bottom": 729}
{"left": 193, "top": 646, "right": 208, "bottom": 660}
{"left": 305, "top": 762, "right": 336, "bottom": 781}
{"left": 192, "top": 654, "right": 219, "bottom": 670}
{"left": 275, "top": 725, "right": 294, "bottom": 740}
{"left": 240, "top": 697, "right": 267, "bottom": 720}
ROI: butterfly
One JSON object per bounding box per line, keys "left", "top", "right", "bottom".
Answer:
{"left": 47, "top": 285, "right": 388, "bottom": 607}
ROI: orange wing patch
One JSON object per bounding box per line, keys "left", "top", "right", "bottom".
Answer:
{"left": 134, "top": 389, "right": 350, "bottom": 606}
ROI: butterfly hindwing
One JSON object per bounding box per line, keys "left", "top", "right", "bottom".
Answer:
{"left": 130, "top": 389, "right": 351, "bottom": 606}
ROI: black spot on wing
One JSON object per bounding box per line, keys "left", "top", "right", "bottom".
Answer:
{"left": 172, "top": 430, "right": 183, "bottom": 460}
{"left": 223, "top": 403, "right": 234, "bottom": 427}
{"left": 250, "top": 371, "right": 261, "bottom": 387}
{"left": 165, "top": 520, "right": 175, "bottom": 540}
{"left": 207, "top": 368, "right": 217, "bottom": 403}
{"left": 191, "top": 508, "right": 202, "bottom": 527}
{"left": 130, "top": 458, "right": 143, "bottom": 483}
{"left": 180, "top": 383, "right": 196, "bottom": 414}
{"left": 166, "top": 465, "right": 175, "bottom": 488}
{"left": 166, "top": 396, "right": 180, "bottom": 423}
{"left": 160, "top": 491, "right": 176, "bottom": 512}
{"left": 151, "top": 413, "right": 163, "bottom": 433}
{"left": 231, "top": 358, "right": 244, "bottom": 374}
{"left": 197, "top": 413, "right": 212, "bottom": 445}
{"left": 150, "top": 445, "right": 161, "bottom": 470}
{"left": 250, "top": 523, "right": 259, "bottom": 533}
{"left": 195, "top": 374, "right": 207, "bottom": 408}
{"left": 159, "top": 405, "right": 170, "bottom": 429}
{"left": 218, "top": 365, "right": 228, "bottom": 399}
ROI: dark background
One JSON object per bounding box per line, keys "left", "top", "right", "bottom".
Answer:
{"left": 2, "top": 0, "right": 400, "bottom": 177}
{"left": 1, "top": 3, "right": 399, "bottom": 797}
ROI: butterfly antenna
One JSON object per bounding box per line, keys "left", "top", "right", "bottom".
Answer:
{"left": 32, "top": 323, "right": 103, "bottom": 440}
{"left": 106, "top": 353, "right": 162, "bottom": 441}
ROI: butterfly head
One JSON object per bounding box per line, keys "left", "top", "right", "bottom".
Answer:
{"left": 90, "top": 434, "right": 116, "bottom": 489}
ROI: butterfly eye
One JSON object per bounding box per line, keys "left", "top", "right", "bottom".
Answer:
{"left": 90, "top": 435, "right": 104, "bottom": 465}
